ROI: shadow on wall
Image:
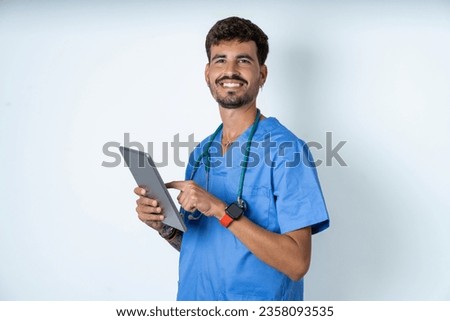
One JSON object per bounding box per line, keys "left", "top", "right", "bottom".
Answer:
{"left": 278, "top": 44, "right": 409, "bottom": 300}
{"left": 275, "top": 45, "right": 319, "bottom": 136}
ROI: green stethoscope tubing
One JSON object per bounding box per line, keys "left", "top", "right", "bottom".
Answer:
{"left": 189, "top": 109, "right": 261, "bottom": 218}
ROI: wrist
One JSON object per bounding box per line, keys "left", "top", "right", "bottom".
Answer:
{"left": 213, "top": 202, "right": 227, "bottom": 220}
{"left": 219, "top": 201, "right": 246, "bottom": 228}
{"left": 159, "top": 224, "right": 176, "bottom": 239}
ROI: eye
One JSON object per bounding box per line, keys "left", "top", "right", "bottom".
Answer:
{"left": 238, "top": 58, "right": 251, "bottom": 64}
{"left": 214, "top": 58, "right": 226, "bottom": 64}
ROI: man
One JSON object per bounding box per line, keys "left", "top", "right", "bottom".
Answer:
{"left": 134, "top": 16, "right": 329, "bottom": 300}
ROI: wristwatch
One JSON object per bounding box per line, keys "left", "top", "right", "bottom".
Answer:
{"left": 220, "top": 202, "right": 245, "bottom": 228}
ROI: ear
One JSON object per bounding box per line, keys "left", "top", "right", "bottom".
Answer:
{"left": 259, "top": 64, "right": 268, "bottom": 87}
{"left": 205, "top": 63, "right": 211, "bottom": 87}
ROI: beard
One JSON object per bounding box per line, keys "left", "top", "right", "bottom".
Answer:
{"left": 214, "top": 91, "right": 254, "bottom": 109}
{"left": 208, "top": 78, "right": 257, "bottom": 109}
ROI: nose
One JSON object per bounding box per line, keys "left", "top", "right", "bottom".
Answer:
{"left": 223, "top": 60, "right": 239, "bottom": 77}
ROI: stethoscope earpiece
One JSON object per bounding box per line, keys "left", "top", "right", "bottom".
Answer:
{"left": 188, "top": 211, "right": 202, "bottom": 221}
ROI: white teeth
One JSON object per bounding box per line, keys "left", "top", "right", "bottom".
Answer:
{"left": 222, "top": 83, "right": 241, "bottom": 88}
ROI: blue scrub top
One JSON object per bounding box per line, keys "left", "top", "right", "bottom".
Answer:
{"left": 177, "top": 117, "right": 329, "bottom": 300}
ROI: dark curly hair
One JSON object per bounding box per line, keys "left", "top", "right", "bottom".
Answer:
{"left": 205, "top": 17, "right": 269, "bottom": 65}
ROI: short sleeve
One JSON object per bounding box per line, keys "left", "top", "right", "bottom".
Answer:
{"left": 272, "top": 140, "right": 329, "bottom": 235}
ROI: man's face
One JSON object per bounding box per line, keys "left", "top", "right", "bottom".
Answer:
{"left": 205, "top": 40, "right": 267, "bottom": 109}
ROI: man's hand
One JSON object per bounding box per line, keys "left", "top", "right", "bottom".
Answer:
{"left": 134, "top": 187, "right": 165, "bottom": 232}
{"left": 166, "top": 180, "right": 226, "bottom": 219}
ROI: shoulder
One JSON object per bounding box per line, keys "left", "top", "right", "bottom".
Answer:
{"left": 256, "top": 117, "right": 316, "bottom": 168}
{"left": 257, "top": 117, "right": 309, "bottom": 157}
{"left": 258, "top": 117, "right": 306, "bottom": 145}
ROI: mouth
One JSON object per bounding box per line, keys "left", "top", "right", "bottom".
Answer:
{"left": 216, "top": 77, "right": 247, "bottom": 89}
{"left": 220, "top": 81, "right": 243, "bottom": 88}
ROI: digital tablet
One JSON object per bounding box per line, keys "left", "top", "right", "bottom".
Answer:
{"left": 119, "top": 146, "right": 187, "bottom": 232}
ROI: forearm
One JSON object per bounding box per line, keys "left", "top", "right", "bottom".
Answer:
{"left": 164, "top": 180, "right": 310, "bottom": 278}
{"left": 159, "top": 225, "right": 183, "bottom": 252}
{"left": 165, "top": 230, "right": 183, "bottom": 251}
{"left": 228, "top": 216, "right": 311, "bottom": 281}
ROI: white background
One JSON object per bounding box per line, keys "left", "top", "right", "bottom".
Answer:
{"left": 1, "top": 0, "right": 449, "bottom": 300}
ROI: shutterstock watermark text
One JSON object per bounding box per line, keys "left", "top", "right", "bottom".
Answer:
{"left": 102, "top": 132, "right": 347, "bottom": 168}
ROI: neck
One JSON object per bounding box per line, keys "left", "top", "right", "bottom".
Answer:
{"left": 219, "top": 106, "right": 258, "bottom": 139}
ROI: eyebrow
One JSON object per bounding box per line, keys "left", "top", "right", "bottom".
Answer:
{"left": 211, "top": 54, "right": 255, "bottom": 61}
{"left": 236, "top": 54, "right": 255, "bottom": 61}
{"left": 211, "top": 54, "right": 226, "bottom": 61}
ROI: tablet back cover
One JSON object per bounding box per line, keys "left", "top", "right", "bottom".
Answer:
{"left": 120, "top": 146, "right": 187, "bottom": 232}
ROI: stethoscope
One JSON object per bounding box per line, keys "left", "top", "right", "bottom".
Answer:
{"left": 187, "top": 109, "right": 261, "bottom": 220}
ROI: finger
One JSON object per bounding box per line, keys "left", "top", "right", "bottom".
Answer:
{"left": 177, "top": 190, "right": 187, "bottom": 204}
{"left": 138, "top": 212, "right": 165, "bottom": 222}
{"left": 133, "top": 187, "right": 147, "bottom": 196}
{"left": 136, "top": 204, "right": 162, "bottom": 215}
{"left": 178, "top": 191, "right": 194, "bottom": 212}
{"left": 179, "top": 197, "right": 196, "bottom": 213}
{"left": 166, "top": 180, "right": 187, "bottom": 191}
{"left": 138, "top": 211, "right": 165, "bottom": 220}
{"left": 136, "top": 196, "right": 158, "bottom": 207}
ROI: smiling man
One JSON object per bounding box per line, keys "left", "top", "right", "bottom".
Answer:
{"left": 207, "top": 40, "right": 265, "bottom": 109}
{"left": 134, "top": 17, "right": 329, "bottom": 300}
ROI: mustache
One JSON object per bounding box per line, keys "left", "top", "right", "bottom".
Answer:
{"left": 216, "top": 75, "right": 248, "bottom": 85}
